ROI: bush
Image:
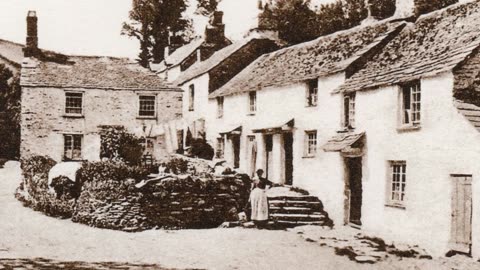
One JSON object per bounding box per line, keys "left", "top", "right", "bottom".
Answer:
{"left": 50, "top": 176, "right": 82, "bottom": 200}
{"left": 161, "top": 157, "right": 189, "bottom": 175}
{"left": 188, "top": 138, "right": 214, "bottom": 160}
{"left": 17, "top": 155, "right": 75, "bottom": 218}
{"left": 100, "top": 126, "right": 144, "bottom": 165}
{"left": 76, "top": 161, "right": 150, "bottom": 184}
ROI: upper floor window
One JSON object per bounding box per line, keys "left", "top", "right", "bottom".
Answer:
{"left": 138, "top": 95, "right": 156, "bottom": 117}
{"left": 306, "top": 80, "right": 318, "bottom": 107}
{"left": 217, "top": 96, "right": 224, "bottom": 118}
{"left": 248, "top": 91, "right": 257, "bottom": 114}
{"left": 400, "top": 81, "right": 421, "bottom": 127}
{"left": 343, "top": 93, "right": 356, "bottom": 129}
{"left": 188, "top": 84, "right": 195, "bottom": 111}
{"left": 387, "top": 161, "right": 407, "bottom": 207}
{"left": 64, "top": 134, "right": 83, "bottom": 161}
{"left": 65, "top": 92, "right": 83, "bottom": 115}
{"left": 305, "top": 130, "right": 317, "bottom": 157}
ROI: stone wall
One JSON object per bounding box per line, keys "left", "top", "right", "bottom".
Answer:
{"left": 20, "top": 86, "right": 182, "bottom": 162}
{"left": 72, "top": 173, "right": 250, "bottom": 231}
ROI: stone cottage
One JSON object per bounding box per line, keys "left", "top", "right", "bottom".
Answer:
{"left": 151, "top": 11, "right": 231, "bottom": 82}
{"left": 20, "top": 11, "right": 182, "bottom": 162}
{"left": 330, "top": 0, "right": 480, "bottom": 258}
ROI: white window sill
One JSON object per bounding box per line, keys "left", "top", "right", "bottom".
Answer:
{"left": 137, "top": 116, "right": 157, "bottom": 120}
{"left": 397, "top": 125, "right": 421, "bottom": 133}
{"left": 247, "top": 112, "right": 256, "bottom": 116}
{"left": 63, "top": 114, "right": 84, "bottom": 118}
{"left": 385, "top": 203, "right": 406, "bottom": 210}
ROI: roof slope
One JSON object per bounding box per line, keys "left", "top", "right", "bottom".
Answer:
{"left": 209, "top": 21, "right": 405, "bottom": 98}
{"left": 174, "top": 38, "right": 256, "bottom": 85}
{"left": 336, "top": 0, "right": 480, "bottom": 93}
{"left": 154, "top": 38, "right": 205, "bottom": 72}
{"left": 21, "top": 56, "right": 179, "bottom": 91}
{"left": 456, "top": 100, "right": 480, "bottom": 132}
{"left": 0, "top": 39, "right": 24, "bottom": 66}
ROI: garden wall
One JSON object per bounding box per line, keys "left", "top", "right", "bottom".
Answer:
{"left": 71, "top": 161, "right": 250, "bottom": 231}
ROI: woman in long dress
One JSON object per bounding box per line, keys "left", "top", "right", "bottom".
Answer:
{"left": 250, "top": 169, "right": 273, "bottom": 228}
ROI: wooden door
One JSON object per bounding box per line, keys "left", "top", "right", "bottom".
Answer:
{"left": 284, "top": 132, "right": 293, "bottom": 185}
{"left": 265, "top": 135, "right": 273, "bottom": 179}
{"left": 232, "top": 136, "right": 241, "bottom": 169}
{"left": 347, "top": 157, "right": 362, "bottom": 226}
{"left": 450, "top": 175, "right": 473, "bottom": 254}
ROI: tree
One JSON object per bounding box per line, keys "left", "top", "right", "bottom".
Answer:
{"left": 263, "top": 0, "right": 321, "bottom": 44}
{"left": 0, "top": 64, "right": 21, "bottom": 159}
{"left": 122, "top": 0, "right": 193, "bottom": 66}
{"left": 196, "top": 0, "right": 222, "bottom": 16}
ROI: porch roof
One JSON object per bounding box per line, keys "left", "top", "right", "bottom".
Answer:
{"left": 251, "top": 118, "right": 294, "bottom": 133}
{"left": 218, "top": 125, "right": 242, "bottom": 136}
{"left": 322, "top": 132, "right": 365, "bottom": 152}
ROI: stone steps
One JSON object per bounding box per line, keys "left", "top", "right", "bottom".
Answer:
{"left": 267, "top": 194, "right": 331, "bottom": 228}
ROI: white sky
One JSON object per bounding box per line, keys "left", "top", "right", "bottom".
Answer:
{"left": 0, "top": 0, "right": 332, "bottom": 59}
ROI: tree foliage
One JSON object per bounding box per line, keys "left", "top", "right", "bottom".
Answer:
{"left": 261, "top": 0, "right": 458, "bottom": 46}
{"left": 196, "top": 0, "right": 222, "bottom": 16}
{"left": 122, "top": 0, "right": 193, "bottom": 66}
{"left": 0, "top": 64, "right": 20, "bottom": 159}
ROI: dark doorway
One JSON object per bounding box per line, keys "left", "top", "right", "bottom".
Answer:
{"left": 284, "top": 132, "right": 293, "bottom": 185}
{"left": 265, "top": 134, "right": 273, "bottom": 179}
{"left": 232, "top": 136, "right": 240, "bottom": 169}
{"left": 347, "top": 157, "right": 362, "bottom": 226}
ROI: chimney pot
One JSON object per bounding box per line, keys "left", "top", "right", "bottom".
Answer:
{"left": 212, "top": 11, "right": 223, "bottom": 26}
{"left": 394, "top": 0, "right": 416, "bottom": 18}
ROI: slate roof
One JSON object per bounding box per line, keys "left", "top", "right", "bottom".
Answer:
{"left": 336, "top": 0, "right": 480, "bottom": 93}
{"left": 455, "top": 100, "right": 480, "bottom": 132}
{"left": 154, "top": 38, "right": 206, "bottom": 72}
{"left": 0, "top": 39, "right": 25, "bottom": 67}
{"left": 322, "top": 132, "right": 365, "bottom": 152}
{"left": 21, "top": 56, "right": 180, "bottom": 91}
{"left": 209, "top": 20, "right": 405, "bottom": 98}
{"left": 174, "top": 38, "right": 256, "bottom": 85}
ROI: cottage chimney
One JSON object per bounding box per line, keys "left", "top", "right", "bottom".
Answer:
{"left": 361, "top": 0, "right": 377, "bottom": 25}
{"left": 24, "top": 10, "right": 40, "bottom": 58}
{"left": 205, "top": 11, "right": 225, "bottom": 44}
{"left": 196, "top": 49, "right": 202, "bottom": 62}
{"left": 394, "top": 0, "right": 416, "bottom": 19}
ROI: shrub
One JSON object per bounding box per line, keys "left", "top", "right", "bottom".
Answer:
{"left": 76, "top": 161, "right": 150, "bottom": 184}
{"left": 188, "top": 138, "right": 214, "bottom": 160}
{"left": 100, "top": 126, "right": 144, "bottom": 165}
{"left": 161, "top": 158, "right": 189, "bottom": 175}
{"left": 50, "top": 176, "right": 82, "bottom": 200}
{"left": 18, "top": 155, "right": 75, "bottom": 218}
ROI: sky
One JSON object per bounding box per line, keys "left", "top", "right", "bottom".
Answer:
{"left": 0, "top": 0, "right": 332, "bottom": 59}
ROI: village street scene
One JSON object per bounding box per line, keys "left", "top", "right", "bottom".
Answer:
{"left": 2, "top": 0, "right": 480, "bottom": 269}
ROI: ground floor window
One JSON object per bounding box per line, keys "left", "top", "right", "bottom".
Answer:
{"left": 64, "top": 134, "right": 83, "bottom": 161}
{"left": 387, "top": 161, "right": 407, "bottom": 207}
{"left": 305, "top": 130, "right": 317, "bottom": 157}
{"left": 216, "top": 137, "right": 225, "bottom": 159}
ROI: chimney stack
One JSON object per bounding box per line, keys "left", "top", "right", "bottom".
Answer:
{"left": 24, "top": 10, "right": 41, "bottom": 58}
{"left": 205, "top": 11, "right": 225, "bottom": 44}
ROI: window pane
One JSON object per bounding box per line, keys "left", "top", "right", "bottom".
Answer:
{"left": 65, "top": 92, "right": 83, "bottom": 114}
{"left": 139, "top": 95, "right": 156, "bottom": 116}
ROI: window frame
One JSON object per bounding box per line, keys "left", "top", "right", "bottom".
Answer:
{"left": 63, "top": 134, "right": 83, "bottom": 161}
{"left": 248, "top": 91, "right": 257, "bottom": 115}
{"left": 386, "top": 161, "right": 407, "bottom": 208}
{"left": 306, "top": 80, "right": 318, "bottom": 107}
{"left": 399, "top": 80, "right": 421, "bottom": 129}
{"left": 188, "top": 84, "right": 195, "bottom": 112}
{"left": 343, "top": 93, "right": 356, "bottom": 129}
{"left": 216, "top": 137, "right": 225, "bottom": 159}
{"left": 217, "top": 96, "right": 224, "bottom": 118}
{"left": 64, "top": 91, "right": 84, "bottom": 117}
{"left": 138, "top": 94, "right": 157, "bottom": 118}
{"left": 304, "top": 130, "right": 318, "bottom": 157}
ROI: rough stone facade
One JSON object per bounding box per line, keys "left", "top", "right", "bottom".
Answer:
{"left": 20, "top": 86, "right": 182, "bottom": 162}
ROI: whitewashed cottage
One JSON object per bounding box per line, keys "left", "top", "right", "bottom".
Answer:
{"left": 207, "top": 0, "right": 480, "bottom": 258}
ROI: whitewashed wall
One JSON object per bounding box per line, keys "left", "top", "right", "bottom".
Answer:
{"left": 354, "top": 72, "right": 480, "bottom": 258}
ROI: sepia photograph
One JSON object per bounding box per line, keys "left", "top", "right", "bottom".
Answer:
{"left": 1, "top": 0, "right": 480, "bottom": 269}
